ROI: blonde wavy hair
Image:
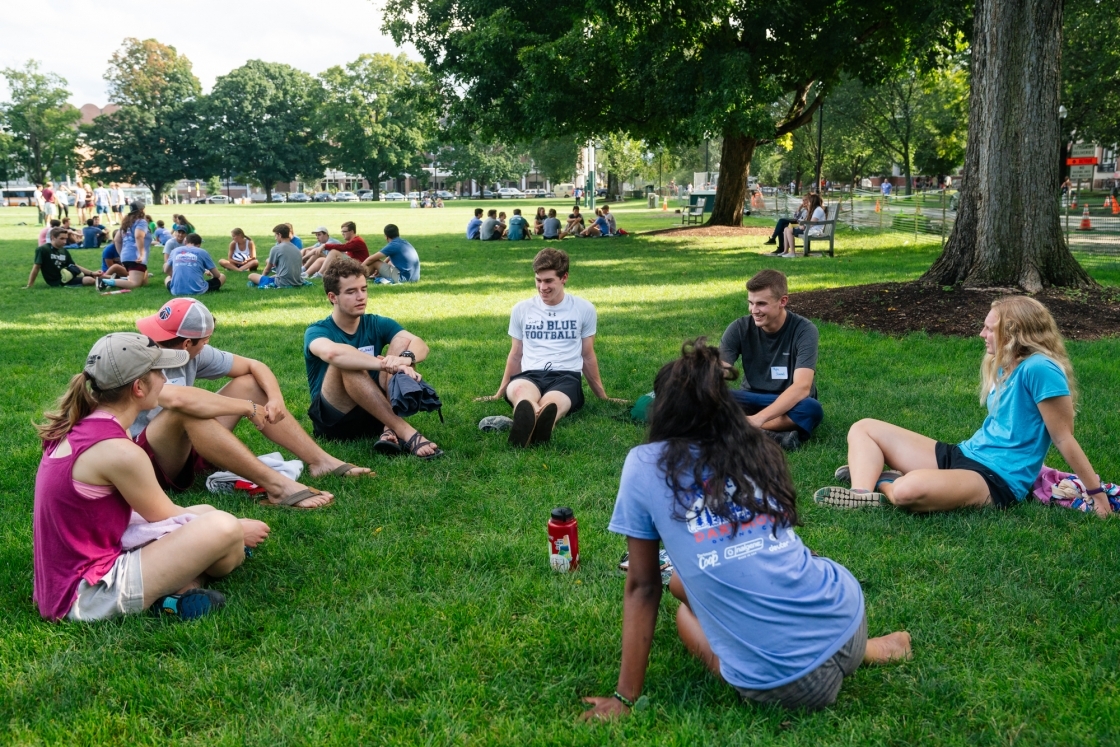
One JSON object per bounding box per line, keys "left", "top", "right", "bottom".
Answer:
{"left": 980, "top": 296, "right": 1077, "bottom": 407}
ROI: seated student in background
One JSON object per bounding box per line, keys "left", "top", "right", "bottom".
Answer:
{"left": 131, "top": 298, "right": 364, "bottom": 508}
{"left": 304, "top": 258, "right": 442, "bottom": 459}
{"left": 98, "top": 203, "right": 153, "bottom": 291}
{"left": 248, "top": 224, "right": 305, "bottom": 288}
{"left": 816, "top": 297, "right": 1109, "bottom": 516}
{"left": 162, "top": 225, "right": 186, "bottom": 259}
{"left": 780, "top": 194, "right": 825, "bottom": 258}
{"left": 533, "top": 207, "right": 547, "bottom": 236}
{"left": 580, "top": 208, "right": 611, "bottom": 238}
{"left": 101, "top": 239, "right": 127, "bottom": 279}
{"left": 764, "top": 196, "right": 808, "bottom": 255}
{"left": 581, "top": 340, "right": 910, "bottom": 720}
{"left": 301, "top": 226, "right": 340, "bottom": 271}
{"left": 562, "top": 205, "right": 585, "bottom": 237}
{"left": 164, "top": 233, "right": 225, "bottom": 295}
{"left": 286, "top": 224, "right": 303, "bottom": 250}
{"left": 480, "top": 209, "right": 501, "bottom": 241}
{"left": 467, "top": 208, "right": 484, "bottom": 240}
{"left": 153, "top": 220, "right": 172, "bottom": 246}
{"left": 39, "top": 219, "right": 61, "bottom": 246}
{"left": 59, "top": 219, "right": 83, "bottom": 249}
{"left": 219, "top": 228, "right": 258, "bottom": 272}
{"left": 362, "top": 223, "right": 420, "bottom": 283}
{"left": 543, "top": 209, "right": 562, "bottom": 240}
{"left": 477, "top": 248, "right": 624, "bottom": 447}
{"left": 32, "top": 333, "right": 270, "bottom": 622}
{"left": 496, "top": 212, "right": 508, "bottom": 237}
{"left": 305, "top": 221, "right": 370, "bottom": 278}
{"left": 82, "top": 217, "right": 108, "bottom": 249}
{"left": 601, "top": 204, "right": 618, "bottom": 235}
{"left": 25, "top": 227, "right": 103, "bottom": 289}
{"left": 719, "top": 270, "right": 821, "bottom": 452}
{"left": 505, "top": 208, "right": 531, "bottom": 240}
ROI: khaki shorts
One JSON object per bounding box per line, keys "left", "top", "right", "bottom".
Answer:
{"left": 66, "top": 549, "right": 145, "bottom": 621}
{"left": 377, "top": 262, "right": 402, "bottom": 283}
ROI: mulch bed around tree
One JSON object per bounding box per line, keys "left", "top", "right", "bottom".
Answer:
{"left": 790, "top": 282, "right": 1120, "bottom": 341}
{"left": 641, "top": 224, "right": 772, "bottom": 238}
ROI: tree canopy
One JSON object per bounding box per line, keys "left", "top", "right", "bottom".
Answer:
{"left": 205, "top": 60, "right": 324, "bottom": 201}
{"left": 318, "top": 53, "right": 435, "bottom": 201}
{"left": 1062, "top": 0, "right": 1120, "bottom": 150}
{"left": 0, "top": 61, "right": 80, "bottom": 185}
{"left": 385, "top": 0, "right": 967, "bottom": 223}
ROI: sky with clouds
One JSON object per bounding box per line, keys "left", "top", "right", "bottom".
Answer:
{"left": 1, "top": 0, "right": 412, "bottom": 105}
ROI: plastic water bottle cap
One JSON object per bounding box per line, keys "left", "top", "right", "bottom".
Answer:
{"left": 551, "top": 507, "right": 574, "bottom": 522}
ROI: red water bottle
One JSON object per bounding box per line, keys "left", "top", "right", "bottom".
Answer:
{"left": 548, "top": 507, "right": 579, "bottom": 572}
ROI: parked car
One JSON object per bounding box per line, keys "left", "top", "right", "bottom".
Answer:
{"left": 199, "top": 194, "right": 230, "bottom": 204}
{"left": 335, "top": 191, "right": 360, "bottom": 202}
{"left": 405, "top": 191, "right": 421, "bottom": 200}
{"left": 382, "top": 192, "right": 406, "bottom": 201}
{"left": 312, "top": 192, "right": 334, "bottom": 202}
{"left": 287, "top": 192, "right": 312, "bottom": 203}
{"left": 470, "top": 189, "right": 495, "bottom": 199}
{"left": 355, "top": 189, "right": 373, "bottom": 200}
{"left": 497, "top": 187, "right": 524, "bottom": 199}
{"left": 435, "top": 190, "right": 457, "bottom": 201}
{"left": 552, "top": 183, "right": 575, "bottom": 198}
{"left": 270, "top": 192, "right": 287, "bottom": 203}
{"left": 596, "top": 188, "right": 608, "bottom": 198}
{"left": 249, "top": 193, "right": 268, "bottom": 203}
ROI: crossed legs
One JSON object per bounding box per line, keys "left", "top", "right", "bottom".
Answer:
{"left": 139, "top": 508, "right": 245, "bottom": 607}
{"left": 846, "top": 419, "right": 991, "bottom": 511}
{"left": 319, "top": 365, "right": 440, "bottom": 457}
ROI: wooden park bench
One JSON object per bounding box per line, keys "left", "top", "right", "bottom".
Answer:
{"left": 801, "top": 203, "right": 840, "bottom": 256}
{"left": 682, "top": 204, "right": 705, "bottom": 225}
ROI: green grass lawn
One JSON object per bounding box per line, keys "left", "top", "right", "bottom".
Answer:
{"left": 2, "top": 200, "right": 1119, "bottom": 746}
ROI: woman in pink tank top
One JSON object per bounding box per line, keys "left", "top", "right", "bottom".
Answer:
{"left": 33, "top": 333, "right": 270, "bottom": 622}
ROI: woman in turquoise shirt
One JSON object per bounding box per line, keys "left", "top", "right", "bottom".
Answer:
{"left": 815, "top": 296, "right": 1108, "bottom": 518}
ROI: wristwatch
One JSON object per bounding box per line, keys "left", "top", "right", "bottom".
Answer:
{"left": 400, "top": 350, "right": 416, "bottom": 365}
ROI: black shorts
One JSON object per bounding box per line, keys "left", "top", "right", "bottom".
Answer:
{"left": 123, "top": 261, "right": 147, "bottom": 273}
{"left": 507, "top": 370, "right": 584, "bottom": 412}
{"left": 111, "top": 205, "right": 121, "bottom": 213}
{"left": 167, "top": 276, "right": 221, "bottom": 294}
{"left": 308, "top": 393, "right": 384, "bottom": 441}
{"left": 935, "top": 442, "right": 1019, "bottom": 508}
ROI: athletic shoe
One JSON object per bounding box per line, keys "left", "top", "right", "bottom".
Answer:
{"left": 764, "top": 238, "right": 777, "bottom": 245}
{"left": 813, "top": 486, "right": 887, "bottom": 509}
{"left": 95, "top": 277, "right": 106, "bottom": 292}
{"left": 150, "top": 588, "right": 227, "bottom": 620}
{"left": 764, "top": 430, "right": 802, "bottom": 452}
{"left": 833, "top": 465, "right": 903, "bottom": 486}
{"left": 507, "top": 400, "right": 536, "bottom": 447}
{"left": 478, "top": 415, "right": 513, "bottom": 432}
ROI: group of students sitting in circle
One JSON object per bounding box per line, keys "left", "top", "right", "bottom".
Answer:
{"left": 467, "top": 205, "right": 622, "bottom": 241}
{"left": 30, "top": 250, "right": 1105, "bottom": 717}
{"left": 23, "top": 202, "right": 423, "bottom": 295}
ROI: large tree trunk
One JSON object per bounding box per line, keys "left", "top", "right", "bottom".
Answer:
{"left": 263, "top": 179, "right": 274, "bottom": 203}
{"left": 709, "top": 132, "right": 756, "bottom": 225}
{"left": 923, "top": 0, "right": 1093, "bottom": 291}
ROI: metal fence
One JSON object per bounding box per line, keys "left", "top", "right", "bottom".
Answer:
{"left": 751, "top": 189, "right": 1120, "bottom": 254}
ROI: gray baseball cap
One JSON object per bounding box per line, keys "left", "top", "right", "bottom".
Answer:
{"left": 84, "top": 333, "right": 189, "bottom": 390}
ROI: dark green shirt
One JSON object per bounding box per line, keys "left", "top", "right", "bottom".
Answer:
{"left": 33, "top": 243, "right": 76, "bottom": 287}
{"left": 304, "top": 313, "right": 404, "bottom": 399}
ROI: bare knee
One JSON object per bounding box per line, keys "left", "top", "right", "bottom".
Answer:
{"left": 888, "top": 475, "right": 922, "bottom": 507}
{"left": 198, "top": 510, "right": 243, "bottom": 548}
{"left": 848, "top": 418, "right": 883, "bottom": 442}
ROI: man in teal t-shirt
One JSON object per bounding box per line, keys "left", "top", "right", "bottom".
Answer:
{"left": 303, "top": 257, "right": 442, "bottom": 458}
{"left": 506, "top": 209, "right": 531, "bottom": 240}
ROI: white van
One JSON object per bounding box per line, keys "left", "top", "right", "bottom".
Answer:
{"left": 552, "top": 183, "right": 575, "bottom": 198}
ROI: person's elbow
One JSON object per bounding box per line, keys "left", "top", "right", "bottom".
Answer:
{"left": 158, "top": 385, "right": 191, "bottom": 411}
{"left": 625, "top": 573, "right": 663, "bottom": 601}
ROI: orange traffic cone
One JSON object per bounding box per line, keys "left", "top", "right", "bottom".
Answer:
{"left": 1106, "top": 195, "right": 1114, "bottom": 210}
{"left": 875, "top": 199, "right": 881, "bottom": 213}
{"left": 662, "top": 197, "right": 668, "bottom": 211}
{"left": 1071, "top": 194, "right": 1078, "bottom": 209}
{"left": 1113, "top": 198, "right": 1119, "bottom": 215}
{"left": 1076, "top": 206, "right": 1093, "bottom": 231}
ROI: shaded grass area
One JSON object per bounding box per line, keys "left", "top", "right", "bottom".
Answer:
{"left": 1, "top": 201, "right": 1118, "bottom": 745}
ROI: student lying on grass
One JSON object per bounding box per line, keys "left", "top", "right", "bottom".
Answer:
{"left": 816, "top": 296, "right": 1109, "bottom": 517}
{"left": 131, "top": 298, "right": 370, "bottom": 510}
{"left": 582, "top": 340, "right": 910, "bottom": 719}
{"left": 33, "top": 333, "right": 270, "bottom": 622}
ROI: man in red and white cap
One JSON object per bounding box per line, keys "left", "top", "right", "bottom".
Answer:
{"left": 132, "top": 298, "right": 371, "bottom": 509}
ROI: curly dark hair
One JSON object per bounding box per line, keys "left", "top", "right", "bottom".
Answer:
{"left": 647, "top": 338, "right": 799, "bottom": 534}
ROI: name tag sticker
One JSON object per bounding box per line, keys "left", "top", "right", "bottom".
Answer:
{"left": 358, "top": 345, "right": 377, "bottom": 356}
{"left": 166, "top": 377, "right": 186, "bottom": 387}
{"left": 771, "top": 366, "right": 789, "bottom": 380}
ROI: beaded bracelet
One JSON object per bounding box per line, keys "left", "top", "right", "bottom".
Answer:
{"left": 613, "top": 691, "right": 635, "bottom": 708}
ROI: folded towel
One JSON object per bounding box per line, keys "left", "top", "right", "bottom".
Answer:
{"left": 205, "top": 452, "right": 304, "bottom": 493}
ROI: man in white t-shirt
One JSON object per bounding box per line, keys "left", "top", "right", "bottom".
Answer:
{"left": 479, "top": 248, "right": 624, "bottom": 447}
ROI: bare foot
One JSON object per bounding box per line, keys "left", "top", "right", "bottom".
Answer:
{"left": 308, "top": 458, "right": 373, "bottom": 479}
{"left": 240, "top": 518, "right": 271, "bottom": 547}
{"left": 864, "top": 631, "right": 912, "bottom": 665}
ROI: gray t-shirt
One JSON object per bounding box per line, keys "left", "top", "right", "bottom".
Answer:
{"left": 543, "top": 217, "right": 561, "bottom": 238}
{"left": 267, "top": 241, "right": 304, "bottom": 287}
{"left": 720, "top": 311, "right": 818, "bottom": 399}
{"left": 479, "top": 217, "right": 500, "bottom": 240}
{"left": 130, "top": 344, "right": 235, "bottom": 436}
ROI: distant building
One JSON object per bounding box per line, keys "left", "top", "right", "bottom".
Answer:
{"left": 78, "top": 103, "right": 119, "bottom": 125}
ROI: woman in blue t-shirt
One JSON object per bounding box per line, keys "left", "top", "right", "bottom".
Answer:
{"left": 582, "top": 341, "right": 911, "bottom": 720}
{"left": 97, "top": 202, "right": 151, "bottom": 291}
{"left": 816, "top": 297, "right": 1107, "bottom": 517}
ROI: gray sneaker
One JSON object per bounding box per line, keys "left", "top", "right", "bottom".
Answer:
{"left": 833, "top": 465, "right": 903, "bottom": 487}
{"left": 814, "top": 486, "right": 887, "bottom": 509}
{"left": 478, "top": 415, "right": 513, "bottom": 432}
{"left": 765, "top": 430, "right": 802, "bottom": 452}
